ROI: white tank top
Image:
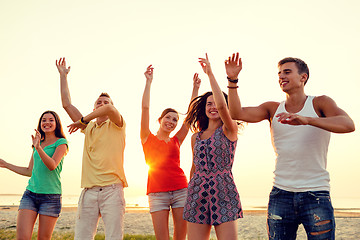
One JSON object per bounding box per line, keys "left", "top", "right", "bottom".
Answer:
{"left": 270, "top": 96, "right": 331, "bottom": 192}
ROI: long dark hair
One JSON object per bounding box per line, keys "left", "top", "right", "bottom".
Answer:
{"left": 185, "top": 91, "right": 230, "bottom": 132}
{"left": 37, "top": 111, "right": 66, "bottom": 141}
{"left": 185, "top": 91, "right": 243, "bottom": 133}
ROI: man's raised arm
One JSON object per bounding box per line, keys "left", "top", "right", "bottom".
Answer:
{"left": 226, "top": 52, "right": 276, "bottom": 123}
{"left": 56, "top": 57, "right": 83, "bottom": 122}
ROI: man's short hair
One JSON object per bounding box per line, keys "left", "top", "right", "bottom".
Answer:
{"left": 97, "top": 92, "right": 113, "bottom": 105}
{"left": 278, "top": 57, "right": 310, "bottom": 85}
{"left": 99, "top": 92, "right": 111, "bottom": 98}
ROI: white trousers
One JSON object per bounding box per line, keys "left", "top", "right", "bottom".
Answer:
{"left": 74, "top": 183, "right": 125, "bottom": 240}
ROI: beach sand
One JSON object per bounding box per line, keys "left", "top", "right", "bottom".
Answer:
{"left": 1, "top": 206, "right": 360, "bottom": 239}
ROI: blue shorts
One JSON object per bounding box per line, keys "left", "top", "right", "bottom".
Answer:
{"left": 148, "top": 188, "right": 187, "bottom": 213}
{"left": 267, "top": 187, "right": 335, "bottom": 240}
{"left": 19, "top": 189, "right": 62, "bottom": 217}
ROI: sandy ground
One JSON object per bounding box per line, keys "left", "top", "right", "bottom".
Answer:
{"left": 1, "top": 206, "right": 360, "bottom": 239}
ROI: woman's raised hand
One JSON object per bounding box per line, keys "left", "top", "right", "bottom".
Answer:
{"left": 198, "top": 53, "right": 212, "bottom": 75}
{"left": 144, "top": 65, "right": 154, "bottom": 83}
{"left": 56, "top": 57, "right": 71, "bottom": 76}
{"left": 193, "top": 73, "right": 201, "bottom": 89}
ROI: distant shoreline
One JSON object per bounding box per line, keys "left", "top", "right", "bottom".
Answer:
{"left": 1, "top": 205, "right": 360, "bottom": 218}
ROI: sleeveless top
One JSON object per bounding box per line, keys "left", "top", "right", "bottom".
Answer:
{"left": 270, "top": 96, "right": 331, "bottom": 192}
{"left": 183, "top": 126, "right": 242, "bottom": 225}
{"left": 142, "top": 132, "right": 188, "bottom": 194}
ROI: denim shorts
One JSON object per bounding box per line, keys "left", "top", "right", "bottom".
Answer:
{"left": 19, "top": 189, "right": 62, "bottom": 217}
{"left": 267, "top": 187, "right": 335, "bottom": 240}
{"left": 148, "top": 188, "right": 187, "bottom": 213}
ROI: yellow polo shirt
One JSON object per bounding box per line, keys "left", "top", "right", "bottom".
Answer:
{"left": 81, "top": 119, "right": 128, "bottom": 188}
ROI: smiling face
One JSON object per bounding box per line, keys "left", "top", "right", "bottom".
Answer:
{"left": 205, "top": 95, "right": 219, "bottom": 119}
{"left": 159, "top": 112, "right": 179, "bottom": 133}
{"left": 41, "top": 113, "right": 56, "bottom": 133}
{"left": 37, "top": 111, "right": 65, "bottom": 141}
{"left": 278, "top": 62, "right": 307, "bottom": 93}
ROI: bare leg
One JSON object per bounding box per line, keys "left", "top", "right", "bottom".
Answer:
{"left": 37, "top": 214, "right": 58, "bottom": 240}
{"left": 151, "top": 210, "right": 170, "bottom": 240}
{"left": 171, "top": 207, "right": 187, "bottom": 240}
{"left": 16, "top": 209, "right": 38, "bottom": 240}
{"left": 214, "top": 220, "right": 238, "bottom": 240}
{"left": 187, "top": 222, "right": 211, "bottom": 240}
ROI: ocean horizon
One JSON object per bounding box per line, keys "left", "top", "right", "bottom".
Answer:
{"left": 1, "top": 194, "right": 359, "bottom": 212}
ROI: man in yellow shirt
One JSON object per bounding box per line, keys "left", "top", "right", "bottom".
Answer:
{"left": 56, "top": 58, "right": 128, "bottom": 240}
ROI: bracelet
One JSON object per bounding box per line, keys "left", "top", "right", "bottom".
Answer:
{"left": 79, "top": 117, "right": 89, "bottom": 126}
{"left": 227, "top": 86, "right": 238, "bottom": 89}
{"left": 227, "top": 76, "right": 238, "bottom": 83}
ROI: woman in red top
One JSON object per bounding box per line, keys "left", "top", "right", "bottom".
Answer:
{"left": 141, "top": 65, "right": 201, "bottom": 240}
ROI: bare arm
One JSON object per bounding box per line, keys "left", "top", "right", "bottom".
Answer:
{"left": 32, "top": 130, "right": 68, "bottom": 171}
{"left": 0, "top": 156, "right": 34, "bottom": 177}
{"left": 226, "top": 52, "right": 276, "bottom": 123}
{"left": 199, "top": 54, "right": 238, "bottom": 140}
{"left": 189, "top": 134, "right": 197, "bottom": 180}
{"left": 175, "top": 73, "right": 201, "bottom": 145}
{"left": 56, "top": 58, "right": 83, "bottom": 123}
{"left": 68, "top": 104, "right": 123, "bottom": 134}
{"left": 276, "top": 95, "right": 355, "bottom": 133}
{"left": 140, "top": 65, "right": 154, "bottom": 144}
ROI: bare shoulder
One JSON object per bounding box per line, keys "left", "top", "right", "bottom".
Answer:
{"left": 313, "top": 95, "right": 344, "bottom": 117}
{"left": 262, "top": 101, "right": 280, "bottom": 109}
{"left": 261, "top": 101, "right": 280, "bottom": 119}
{"left": 190, "top": 133, "right": 199, "bottom": 149}
{"left": 313, "top": 95, "right": 335, "bottom": 105}
{"left": 191, "top": 133, "right": 198, "bottom": 141}
{"left": 313, "top": 95, "right": 337, "bottom": 110}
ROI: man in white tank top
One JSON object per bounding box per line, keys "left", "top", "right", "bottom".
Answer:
{"left": 224, "top": 53, "right": 355, "bottom": 240}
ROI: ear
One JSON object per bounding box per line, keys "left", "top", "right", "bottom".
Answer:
{"left": 300, "top": 73, "right": 308, "bottom": 83}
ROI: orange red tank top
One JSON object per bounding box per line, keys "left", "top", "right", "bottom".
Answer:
{"left": 142, "top": 133, "right": 188, "bottom": 194}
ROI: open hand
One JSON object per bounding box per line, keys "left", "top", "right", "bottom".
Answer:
{"left": 276, "top": 112, "right": 310, "bottom": 126}
{"left": 31, "top": 129, "right": 41, "bottom": 149}
{"left": 225, "top": 52, "right": 242, "bottom": 80}
{"left": 56, "top": 58, "right": 71, "bottom": 76}
{"left": 67, "top": 121, "right": 84, "bottom": 134}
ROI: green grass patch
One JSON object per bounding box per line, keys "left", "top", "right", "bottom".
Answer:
{"left": 0, "top": 229, "right": 161, "bottom": 240}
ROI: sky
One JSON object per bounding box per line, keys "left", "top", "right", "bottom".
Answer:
{"left": 0, "top": 0, "right": 359, "bottom": 208}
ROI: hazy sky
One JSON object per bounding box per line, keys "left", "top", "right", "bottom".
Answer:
{"left": 0, "top": 0, "right": 359, "bottom": 207}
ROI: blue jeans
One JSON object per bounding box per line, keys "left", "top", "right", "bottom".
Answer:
{"left": 267, "top": 187, "right": 335, "bottom": 240}
{"left": 19, "top": 189, "right": 62, "bottom": 217}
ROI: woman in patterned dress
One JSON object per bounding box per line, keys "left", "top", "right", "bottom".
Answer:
{"left": 183, "top": 54, "right": 243, "bottom": 240}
